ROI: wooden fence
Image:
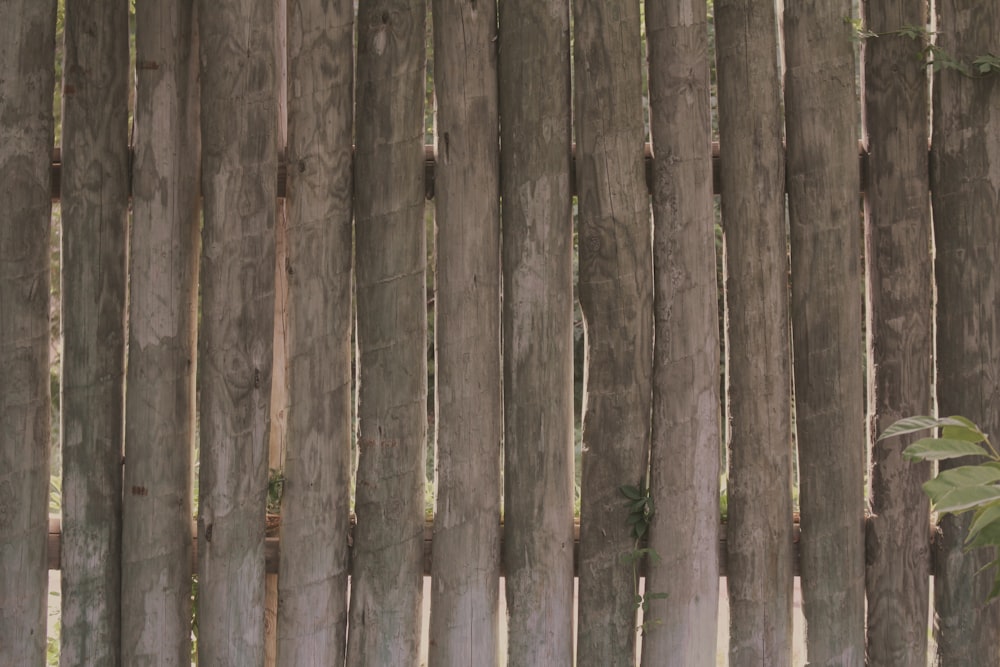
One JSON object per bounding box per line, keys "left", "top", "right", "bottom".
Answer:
{"left": 1, "top": 0, "right": 999, "bottom": 665}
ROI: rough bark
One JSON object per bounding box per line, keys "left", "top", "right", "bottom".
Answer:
{"left": 346, "top": 0, "right": 427, "bottom": 664}
{"left": 120, "top": 0, "right": 200, "bottom": 663}
{"left": 641, "top": 0, "right": 720, "bottom": 664}
{"left": 0, "top": 2, "right": 56, "bottom": 664}
{"left": 276, "top": 0, "right": 354, "bottom": 663}
{"left": 931, "top": 3, "right": 1000, "bottom": 664}
{"left": 59, "top": 0, "right": 130, "bottom": 663}
{"left": 573, "top": 0, "right": 652, "bottom": 664}
{"left": 784, "top": 3, "right": 866, "bottom": 665}
{"left": 498, "top": 1, "right": 576, "bottom": 664}
{"left": 714, "top": 0, "right": 794, "bottom": 664}
{"left": 427, "top": 0, "right": 502, "bottom": 665}
{"left": 862, "top": 1, "right": 934, "bottom": 665}
{"left": 196, "top": 0, "right": 278, "bottom": 663}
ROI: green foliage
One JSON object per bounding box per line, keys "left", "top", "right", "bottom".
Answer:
{"left": 880, "top": 415, "right": 1000, "bottom": 600}
{"left": 847, "top": 20, "right": 999, "bottom": 79}
{"left": 266, "top": 468, "right": 284, "bottom": 515}
{"left": 619, "top": 481, "right": 664, "bottom": 634}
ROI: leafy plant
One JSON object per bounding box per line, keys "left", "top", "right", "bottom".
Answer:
{"left": 879, "top": 415, "right": 1000, "bottom": 600}
{"left": 846, "top": 19, "right": 998, "bottom": 79}
{"left": 619, "top": 481, "right": 666, "bottom": 633}
{"left": 266, "top": 468, "right": 284, "bottom": 515}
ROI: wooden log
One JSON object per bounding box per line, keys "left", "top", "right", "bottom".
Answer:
{"left": 862, "top": 1, "right": 934, "bottom": 664}
{"left": 196, "top": 0, "right": 278, "bottom": 663}
{"left": 426, "top": 1, "right": 503, "bottom": 665}
{"left": 276, "top": 0, "right": 355, "bottom": 663}
{"left": 498, "top": 0, "right": 576, "bottom": 664}
{"left": 59, "top": 0, "right": 130, "bottom": 663}
{"left": 931, "top": 3, "right": 1000, "bottom": 664}
{"left": 573, "top": 0, "right": 652, "bottom": 664}
{"left": 784, "top": 2, "right": 866, "bottom": 665}
{"left": 0, "top": 2, "right": 57, "bottom": 664}
{"left": 714, "top": 0, "right": 794, "bottom": 664}
{"left": 641, "top": 0, "right": 721, "bottom": 664}
{"left": 120, "top": 0, "right": 200, "bottom": 663}
{"left": 346, "top": 0, "right": 428, "bottom": 664}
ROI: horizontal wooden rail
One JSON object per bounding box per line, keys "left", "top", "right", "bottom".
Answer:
{"left": 46, "top": 515, "right": 937, "bottom": 577}
{"left": 48, "top": 142, "right": 871, "bottom": 202}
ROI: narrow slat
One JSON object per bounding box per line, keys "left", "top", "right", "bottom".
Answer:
{"left": 276, "top": 0, "right": 355, "bottom": 662}
{"left": 121, "top": 0, "right": 200, "bottom": 662}
{"left": 498, "top": 0, "right": 576, "bottom": 664}
{"left": 0, "top": 2, "right": 57, "bottom": 664}
{"left": 427, "top": 0, "right": 503, "bottom": 664}
{"left": 714, "top": 0, "right": 794, "bottom": 663}
{"left": 784, "top": 2, "right": 866, "bottom": 665}
{"left": 347, "top": 0, "right": 428, "bottom": 663}
{"left": 196, "top": 0, "right": 278, "bottom": 663}
{"left": 931, "top": 3, "right": 1000, "bottom": 663}
{"left": 573, "top": 0, "right": 652, "bottom": 663}
{"left": 642, "top": 0, "right": 721, "bottom": 663}
{"left": 59, "top": 0, "right": 129, "bottom": 663}
{"left": 862, "top": 0, "right": 934, "bottom": 664}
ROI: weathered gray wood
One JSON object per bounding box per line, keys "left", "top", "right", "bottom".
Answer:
{"left": 347, "top": 1, "right": 427, "bottom": 664}
{"left": 498, "top": 1, "right": 575, "bottom": 664}
{"left": 641, "top": 0, "right": 720, "bottom": 664}
{"left": 276, "top": 0, "right": 354, "bottom": 663}
{"left": 862, "top": 1, "right": 934, "bottom": 664}
{"left": 196, "top": 0, "right": 278, "bottom": 663}
{"left": 931, "top": 3, "right": 1000, "bottom": 664}
{"left": 0, "top": 2, "right": 56, "bottom": 664}
{"left": 714, "top": 0, "right": 794, "bottom": 664}
{"left": 59, "top": 0, "right": 130, "bottom": 663}
{"left": 427, "top": 0, "right": 502, "bottom": 665}
{"left": 784, "top": 3, "right": 866, "bottom": 665}
{"left": 573, "top": 0, "right": 651, "bottom": 663}
{"left": 120, "top": 0, "right": 200, "bottom": 663}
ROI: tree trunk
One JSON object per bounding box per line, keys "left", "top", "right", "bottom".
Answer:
{"left": 641, "top": 0, "right": 720, "bottom": 664}
{"left": 784, "top": 3, "right": 866, "bottom": 665}
{"left": 59, "top": 0, "right": 129, "bottom": 663}
{"left": 0, "top": 2, "right": 57, "bottom": 664}
{"left": 427, "top": 0, "right": 502, "bottom": 665}
{"left": 121, "top": 0, "right": 200, "bottom": 663}
{"left": 573, "top": 0, "right": 652, "bottom": 663}
{"left": 196, "top": 0, "right": 278, "bottom": 663}
{"left": 714, "top": 0, "right": 794, "bottom": 664}
{"left": 346, "top": 1, "right": 428, "bottom": 664}
{"left": 498, "top": 1, "right": 575, "bottom": 664}
{"left": 276, "top": 0, "right": 354, "bottom": 662}
{"left": 862, "top": 1, "right": 934, "bottom": 665}
{"left": 931, "top": 3, "right": 1000, "bottom": 664}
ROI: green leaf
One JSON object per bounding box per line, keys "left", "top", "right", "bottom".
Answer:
{"left": 631, "top": 498, "right": 648, "bottom": 513}
{"left": 965, "top": 506, "right": 1000, "bottom": 550}
{"left": 989, "top": 563, "right": 1000, "bottom": 601}
{"left": 903, "top": 438, "right": 991, "bottom": 462}
{"left": 627, "top": 513, "right": 643, "bottom": 525}
{"left": 635, "top": 521, "right": 648, "bottom": 539}
{"left": 941, "top": 416, "right": 988, "bottom": 443}
{"left": 879, "top": 415, "right": 967, "bottom": 441}
{"left": 620, "top": 485, "right": 642, "bottom": 501}
{"left": 929, "top": 484, "right": 1000, "bottom": 515}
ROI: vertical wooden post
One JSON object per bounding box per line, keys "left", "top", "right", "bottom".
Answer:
{"left": 931, "top": 3, "right": 1000, "bottom": 664}
{"left": 642, "top": 0, "right": 721, "bottom": 664}
{"left": 714, "top": 0, "right": 794, "bottom": 663}
{"left": 862, "top": 1, "right": 934, "bottom": 664}
{"left": 785, "top": 1, "right": 866, "bottom": 665}
{"left": 265, "top": 1, "right": 287, "bottom": 663}
{"left": 0, "top": 2, "right": 57, "bottom": 664}
{"left": 197, "top": 0, "right": 278, "bottom": 663}
{"left": 427, "top": 0, "right": 503, "bottom": 664}
{"left": 276, "top": 0, "right": 355, "bottom": 662}
{"left": 59, "top": 0, "right": 129, "bottom": 663}
{"left": 347, "top": 0, "right": 428, "bottom": 664}
{"left": 573, "top": 0, "right": 652, "bottom": 663}
{"left": 121, "top": 0, "right": 200, "bottom": 662}
{"left": 498, "top": 1, "right": 575, "bottom": 664}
